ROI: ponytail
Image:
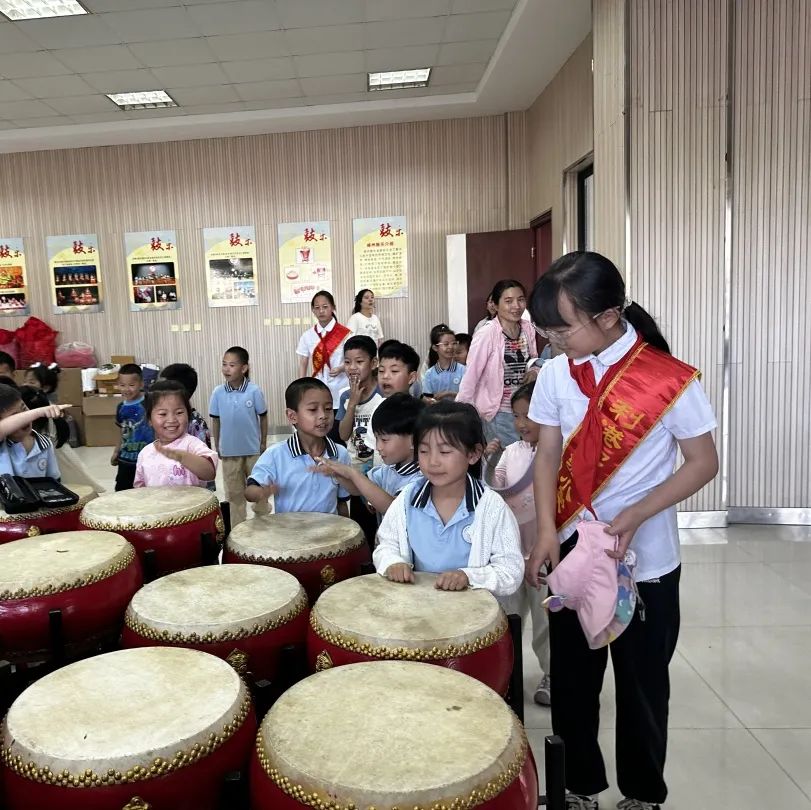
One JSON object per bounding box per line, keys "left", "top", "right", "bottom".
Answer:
{"left": 623, "top": 301, "right": 670, "bottom": 353}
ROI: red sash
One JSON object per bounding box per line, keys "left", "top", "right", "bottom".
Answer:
{"left": 312, "top": 322, "right": 350, "bottom": 377}
{"left": 556, "top": 338, "right": 699, "bottom": 530}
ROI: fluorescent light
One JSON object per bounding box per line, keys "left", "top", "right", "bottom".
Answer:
{"left": 0, "top": 0, "right": 88, "bottom": 19}
{"left": 106, "top": 91, "right": 178, "bottom": 111}
{"left": 368, "top": 68, "right": 431, "bottom": 91}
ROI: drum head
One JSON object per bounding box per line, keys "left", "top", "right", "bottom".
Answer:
{"left": 0, "top": 530, "right": 135, "bottom": 600}
{"left": 0, "top": 483, "right": 95, "bottom": 521}
{"left": 1, "top": 647, "right": 250, "bottom": 786}
{"left": 257, "top": 661, "right": 527, "bottom": 808}
{"left": 227, "top": 512, "right": 364, "bottom": 562}
{"left": 80, "top": 486, "right": 219, "bottom": 530}
{"left": 311, "top": 573, "right": 507, "bottom": 654}
{"left": 126, "top": 564, "right": 307, "bottom": 640}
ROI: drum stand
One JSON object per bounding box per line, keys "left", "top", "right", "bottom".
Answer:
{"left": 506, "top": 613, "right": 524, "bottom": 722}
{"left": 539, "top": 735, "right": 566, "bottom": 809}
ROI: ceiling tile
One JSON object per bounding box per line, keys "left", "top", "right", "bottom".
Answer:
{"left": 13, "top": 116, "right": 70, "bottom": 128}
{"left": 0, "top": 81, "right": 30, "bottom": 102}
{"left": 299, "top": 73, "right": 367, "bottom": 96}
{"left": 0, "top": 24, "right": 40, "bottom": 54}
{"left": 185, "top": 1, "right": 282, "bottom": 36}
{"left": 365, "top": 44, "right": 439, "bottom": 72}
{"left": 241, "top": 97, "right": 308, "bottom": 111}
{"left": 128, "top": 38, "right": 216, "bottom": 67}
{"left": 429, "top": 62, "right": 486, "bottom": 85}
{"left": 0, "top": 51, "right": 70, "bottom": 79}
{"left": 443, "top": 10, "right": 512, "bottom": 42}
{"left": 13, "top": 75, "right": 95, "bottom": 99}
{"left": 79, "top": 69, "right": 160, "bottom": 93}
{"left": 364, "top": 18, "right": 445, "bottom": 49}
{"left": 51, "top": 45, "right": 141, "bottom": 73}
{"left": 283, "top": 24, "right": 364, "bottom": 56}
{"left": 101, "top": 8, "right": 197, "bottom": 43}
{"left": 0, "top": 99, "right": 59, "bottom": 120}
{"left": 168, "top": 84, "right": 239, "bottom": 105}
{"left": 182, "top": 101, "right": 248, "bottom": 115}
{"left": 365, "top": 0, "right": 452, "bottom": 21}
{"left": 85, "top": 0, "right": 183, "bottom": 9}
{"left": 233, "top": 78, "right": 301, "bottom": 101}
{"left": 294, "top": 51, "right": 365, "bottom": 79}
{"left": 451, "top": 0, "right": 516, "bottom": 11}
{"left": 16, "top": 16, "right": 122, "bottom": 50}
{"left": 69, "top": 111, "right": 129, "bottom": 123}
{"left": 151, "top": 63, "right": 229, "bottom": 88}
{"left": 275, "top": 0, "right": 365, "bottom": 29}
{"left": 436, "top": 39, "right": 498, "bottom": 65}
{"left": 220, "top": 57, "right": 296, "bottom": 83}
{"left": 43, "top": 95, "right": 117, "bottom": 115}
{"left": 124, "top": 107, "right": 188, "bottom": 118}
{"left": 205, "top": 31, "right": 288, "bottom": 61}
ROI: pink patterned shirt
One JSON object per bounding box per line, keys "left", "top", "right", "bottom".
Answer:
{"left": 134, "top": 434, "right": 218, "bottom": 489}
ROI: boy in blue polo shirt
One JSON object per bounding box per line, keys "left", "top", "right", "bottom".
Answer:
{"left": 209, "top": 346, "right": 268, "bottom": 527}
{"left": 246, "top": 378, "right": 351, "bottom": 515}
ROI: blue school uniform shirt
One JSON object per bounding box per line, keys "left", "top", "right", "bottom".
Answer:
{"left": 209, "top": 379, "right": 267, "bottom": 457}
{"left": 247, "top": 433, "right": 351, "bottom": 514}
{"left": 368, "top": 460, "right": 423, "bottom": 524}
{"left": 405, "top": 475, "right": 484, "bottom": 573}
{"left": 422, "top": 360, "right": 466, "bottom": 396}
{"left": 0, "top": 431, "right": 60, "bottom": 479}
{"left": 115, "top": 398, "right": 153, "bottom": 465}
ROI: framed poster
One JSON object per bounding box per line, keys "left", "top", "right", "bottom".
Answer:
{"left": 0, "top": 238, "right": 29, "bottom": 316}
{"left": 204, "top": 227, "right": 257, "bottom": 308}
{"left": 125, "top": 230, "right": 180, "bottom": 311}
{"left": 352, "top": 216, "right": 407, "bottom": 298}
{"left": 277, "top": 221, "right": 332, "bottom": 304}
{"left": 47, "top": 234, "right": 102, "bottom": 314}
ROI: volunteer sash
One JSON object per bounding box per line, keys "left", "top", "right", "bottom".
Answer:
{"left": 312, "top": 321, "right": 350, "bottom": 377}
{"left": 556, "top": 338, "right": 699, "bottom": 530}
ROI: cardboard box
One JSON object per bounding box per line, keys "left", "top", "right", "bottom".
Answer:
{"left": 11, "top": 367, "right": 83, "bottom": 407}
{"left": 83, "top": 395, "right": 121, "bottom": 447}
{"left": 65, "top": 405, "right": 85, "bottom": 446}
{"left": 95, "top": 381, "right": 119, "bottom": 395}
{"left": 111, "top": 355, "right": 136, "bottom": 367}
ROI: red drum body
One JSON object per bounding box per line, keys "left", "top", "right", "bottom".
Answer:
{"left": 0, "top": 485, "right": 96, "bottom": 545}
{"left": 0, "top": 531, "right": 142, "bottom": 663}
{"left": 225, "top": 513, "right": 366, "bottom": 603}
{"left": 250, "top": 661, "right": 538, "bottom": 810}
{"left": 122, "top": 564, "right": 308, "bottom": 680}
{"left": 1, "top": 648, "right": 256, "bottom": 810}
{"left": 79, "top": 486, "right": 224, "bottom": 575}
{"left": 307, "top": 573, "right": 514, "bottom": 694}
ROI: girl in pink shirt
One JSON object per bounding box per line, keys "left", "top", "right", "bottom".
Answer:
{"left": 135, "top": 380, "right": 218, "bottom": 488}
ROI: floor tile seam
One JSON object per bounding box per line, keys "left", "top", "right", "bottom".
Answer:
{"left": 746, "top": 727, "right": 811, "bottom": 803}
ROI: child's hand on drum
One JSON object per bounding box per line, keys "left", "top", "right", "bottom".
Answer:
{"left": 385, "top": 563, "right": 414, "bottom": 583}
{"left": 435, "top": 570, "right": 469, "bottom": 591}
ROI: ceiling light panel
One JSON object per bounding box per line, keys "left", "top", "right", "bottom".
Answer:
{"left": 0, "top": 0, "right": 88, "bottom": 20}
{"left": 368, "top": 68, "right": 431, "bottom": 91}
{"left": 106, "top": 90, "right": 177, "bottom": 110}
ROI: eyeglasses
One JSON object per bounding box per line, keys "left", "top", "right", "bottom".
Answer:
{"left": 435, "top": 341, "right": 459, "bottom": 348}
{"left": 533, "top": 312, "right": 603, "bottom": 343}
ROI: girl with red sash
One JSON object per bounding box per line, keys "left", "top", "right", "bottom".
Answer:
{"left": 525, "top": 252, "right": 718, "bottom": 810}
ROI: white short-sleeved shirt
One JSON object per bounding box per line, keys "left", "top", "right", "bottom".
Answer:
{"left": 295, "top": 319, "right": 350, "bottom": 408}
{"left": 347, "top": 312, "right": 384, "bottom": 344}
{"left": 528, "top": 324, "right": 717, "bottom": 581}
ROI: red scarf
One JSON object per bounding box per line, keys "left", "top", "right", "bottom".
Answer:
{"left": 312, "top": 321, "right": 350, "bottom": 377}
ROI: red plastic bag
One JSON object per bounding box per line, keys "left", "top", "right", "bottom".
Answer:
{"left": 0, "top": 329, "right": 19, "bottom": 368}
{"left": 15, "top": 317, "right": 59, "bottom": 367}
{"left": 55, "top": 341, "right": 97, "bottom": 369}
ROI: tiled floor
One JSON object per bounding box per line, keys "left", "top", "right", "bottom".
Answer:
{"left": 72, "top": 446, "right": 811, "bottom": 809}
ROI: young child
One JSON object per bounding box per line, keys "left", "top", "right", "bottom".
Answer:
{"left": 422, "top": 324, "right": 466, "bottom": 402}
{"left": 486, "top": 382, "right": 551, "bottom": 707}
{"left": 209, "top": 346, "right": 268, "bottom": 526}
{"left": 0, "top": 383, "right": 67, "bottom": 479}
{"left": 526, "top": 251, "right": 718, "bottom": 810}
{"left": 111, "top": 364, "right": 154, "bottom": 491}
{"left": 245, "top": 379, "right": 351, "bottom": 516}
{"left": 24, "top": 363, "right": 60, "bottom": 403}
{"left": 377, "top": 340, "right": 420, "bottom": 397}
{"left": 373, "top": 400, "right": 523, "bottom": 596}
{"left": 135, "top": 381, "right": 218, "bottom": 488}
{"left": 0, "top": 352, "right": 15, "bottom": 378}
{"left": 454, "top": 333, "right": 471, "bottom": 366}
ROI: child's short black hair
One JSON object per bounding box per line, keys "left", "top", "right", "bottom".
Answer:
{"left": 224, "top": 346, "right": 249, "bottom": 365}
{"left": 371, "top": 392, "right": 425, "bottom": 437}
{"left": 285, "top": 377, "right": 331, "bottom": 410}
{"left": 146, "top": 380, "right": 192, "bottom": 421}
{"left": 0, "top": 376, "right": 17, "bottom": 389}
{"left": 378, "top": 340, "right": 420, "bottom": 373}
{"left": 119, "top": 363, "right": 143, "bottom": 378}
{"left": 20, "top": 385, "right": 69, "bottom": 447}
{"left": 414, "top": 399, "right": 485, "bottom": 477}
{"left": 25, "top": 363, "right": 60, "bottom": 392}
{"left": 160, "top": 363, "right": 198, "bottom": 398}
{"left": 0, "top": 382, "right": 22, "bottom": 414}
{"left": 0, "top": 351, "right": 16, "bottom": 371}
{"left": 455, "top": 332, "right": 471, "bottom": 350}
{"left": 511, "top": 381, "right": 536, "bottom": 407}
{"left": 343, "top": 335, "right": 377, "bottom": 359}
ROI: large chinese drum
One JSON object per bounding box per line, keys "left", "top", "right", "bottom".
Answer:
{"left": 0, "top": 484, "right": 96, "bottom": 545}
{"left": 250, "top": 661, "right": 538, "bottom": 810}
{"left": 225, "top": 513, "right": 366, "bottom": 603}
{"left": 0, "top": 647, "right": 256, "bottom": 810}
{"left": 79, "top": 486, "right": 224, "bottom": 575}
{"left": 307, "top": 572, "right": 514, "bottom": 694}
{"left": 122, "top": 564, "right": 308, "bottom": 680}
{"left": 0, "top": 530, "right": 142, "bottom": 663}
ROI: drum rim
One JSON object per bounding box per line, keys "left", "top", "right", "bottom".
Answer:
{"left": 0, "top": 486, "right": 96, "bottom": 522}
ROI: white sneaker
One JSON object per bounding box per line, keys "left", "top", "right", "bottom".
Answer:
{"left": 617, "top": 799, "right": 660, "bottom": 810}
{"left": 533, "top": 673, "right": 551, "bottom": 706}
{"left": 566, "top": 795, "right": 599, "bottom": 810}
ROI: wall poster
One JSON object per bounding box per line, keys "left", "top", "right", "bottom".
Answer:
{"left": 125, "top": 230, "right": 180, "bottom": 311}
{"left": 46, "top": 233, "right": 102, "bottom": 314}
{"left": 0, "top": 238, "right": 30, "bottom": 316}
{"left": 204, "top": 226, "right": 257, "bottom": 308}
{"left": 352, "top": 216, "right": 407, "bottom": 298}
{"left": 277, "top": 220, "right": 332, "bottom": 304}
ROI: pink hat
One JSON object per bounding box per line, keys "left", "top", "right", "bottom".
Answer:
{"left": 544, "top": 520, "right": 638, "bottom": 649}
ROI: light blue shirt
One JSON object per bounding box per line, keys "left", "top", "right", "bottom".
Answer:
{"left": 0, "top": 431, "right": 60, "bottom": 479}
{"left": 405, "top": 475, "right": 484, "bottom": 573}
{"left": 422, "top": 361, "right": 466, "bottom": 396}
{"left": 209, "top": 379, "right": 267, "bottom": 457}
{"left": 248, "top": 433, "right": 351, "bottom": 514}
{"left": 368, "top": 460, "right": 423, "bottom": 498}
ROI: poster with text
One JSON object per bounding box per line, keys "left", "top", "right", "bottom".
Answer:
{"left": 0, "top": 238, "right": 30, "bottom": 317}
{"left": 203, "top": 226, "right": 257, "bottom": 308}
{"left": 277, "top": 220, "right": 332, "bottom": 304}
{"left": 352, "top": 216, "right": 408, "bottom": 298}
{"left": 47, "top": 233, "right": 102, "bottom": 315}
{"left": 125, "top": 230, "right": 180, "bottom": 311}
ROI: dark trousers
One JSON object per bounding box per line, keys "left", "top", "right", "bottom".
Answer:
{"left": 350, "top": 494, "right": 378, "bottom": 551}
{"left": 549, "top": 535, "right": 681, "bottom": 803}
{"left": 114, "top": 461, "right": 136, "bottom": 491}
